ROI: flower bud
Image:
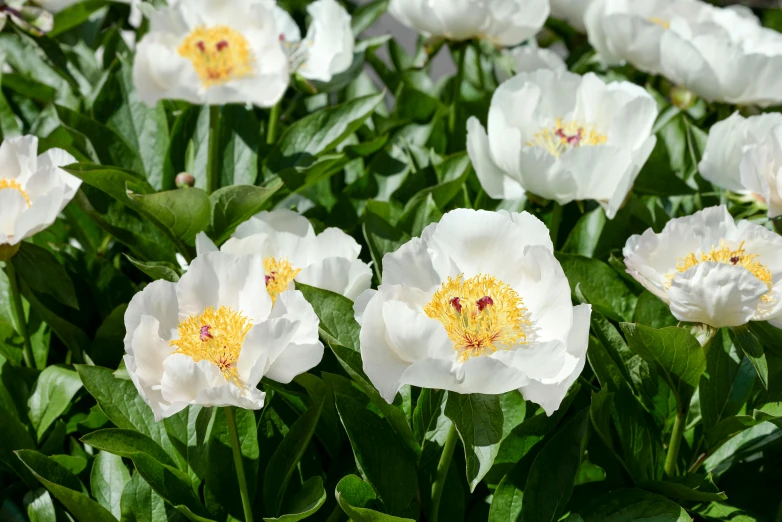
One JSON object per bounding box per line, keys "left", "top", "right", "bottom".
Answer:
{"left": 670, "top": 86, "right": 696, "bottom": 110}
{"left": 175, "top": 172, "right": 195, "bottom": 188}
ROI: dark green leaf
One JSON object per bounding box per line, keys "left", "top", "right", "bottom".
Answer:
{"left": 335, "top": 474, "right": 415, "bottom": 522}
{"left": 263, "top": 476, "right": 326, "bottom": 522}
{"left": 295, "top": 282, "right": 360, "bottom": 351}
{"left": 557, "top": 253, "right": 637, "bottom": 322}
{"left": 575, "top": 489, "right": 691, "bottom": 521}
{"left": 209, "top": 181, "right": 282, "bottom": 244}
{"left": 124, "top": 255, "right": 181, "bottom": 283}
{"left": 731, "top": 325, "right": 768, "bottom": 390}
{"left": 24, "top": 488, "right": 56, "bottom": 522}
{"left": 129, "top": 188, "right": 211, "bottom": 247}
{"left": 91, "top": 451, "right": 131, "bottom": 519}
{"left": 12, "top": 243, "right": 78, "bottom": 309}
{"left": 28, "top": 365, "right": 82, "bottom": 440}
{"left": 81, "top": 429, "right": 176, "bottom": 467}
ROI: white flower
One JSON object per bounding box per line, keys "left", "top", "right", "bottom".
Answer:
{"left": 467, "top": 70, "right": 657, "bottom": 218}
{"left": 585, "top": 0, "right": 782, "bottom": 107}
{"left": 355, "top": 209, "right": 591, "bottom": 415}
{"left": 124, "top": 251, "right": 323, "bottom": 421}
{"left": 624, "top": 206, "right": 782, "bottom": 329}
{"left": 550, "top": 0, "right": 593, "bottom": 32}
{"left": 273, "top": 0, "right": 354, "bottom": 83}
{"left": 699, "top": 112, "right": 782, "bottom": 218}
{"left": 0, "top": 136, "right": 80, "bottom": 247}
{"left": 389, "top": 0, "right": 549, "bottom": 47}
{"left": 197, "top": 209, "right": 372, "bottom": 301}
{"left": 133, "top": 0, "right": 289, "bottom": 107}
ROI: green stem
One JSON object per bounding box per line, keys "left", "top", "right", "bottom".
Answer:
{"left": 549, "top": 202, "right": 564, "bottom": 249}
{"left": 430, "top": 423, "right": 458, "bottom": 522}
{"left": 267, "top": 102, "right": 281, "bottom": 145}
{"left": 448, "top": 44, "right": 467, "bottom": 137}
{"left": 225, "top": 407, "right": 254, "bottom": 522}
{"left": 207, "top": 105, "right": 221, "bottom": 196}
{"left": 664, "top": 407, "right": 687, "bottom": 477}
{"left": 6, "top": 261, "right": 33, "bottom": 368}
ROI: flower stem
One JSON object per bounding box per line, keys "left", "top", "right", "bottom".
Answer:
{"left": 430, "top": 423, "right": 458, "bottom": 522}
{"left": 664, "top": 407, "right": 687, "bottom": 477}
{"left": 448, "top": 44, "right": 467, "bottom": 138}
{"left": 207, "top": 105, "right": 221, "bottom": 196}
{"left": 225, "top": 407, "right": 254, "bottom": 522}
{"left": 267, "top": 102, "right": 281, "bottom": 145}
{"left": 5, "top": 261, "right": 33, "bottom": 368}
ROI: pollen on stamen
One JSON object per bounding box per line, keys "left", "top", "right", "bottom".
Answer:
{"left": 527, "top": 118, "right": 607, "bottom": 158}
{"left": 263, "top": 257, "right": 301, "bottom": 303}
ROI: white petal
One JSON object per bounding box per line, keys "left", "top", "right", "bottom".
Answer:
{"left": 298, "top": 0, "right": 354, "bottom": 82}
{"left": 124, "top": 280, "right": 180, "bottom": 351}
{"left": 234, "top": 209, "right": 314, "bottom": 239}
{"left": 467, "top": 116, "right": 525, "bottom": 200}
{"left": 382, "top": 237, "right": 445, "bottom": 292}
{"left": 129, "top": 315, "right": 174, "bottom": 386}
{"left": 353, "top": 289, "right": 376, "bottom": 326}
{"left": 296, "top": 257, "right": 371, "bottom": 300}
{"left": 195, "top": 232, "right": 219, "bottom": 256}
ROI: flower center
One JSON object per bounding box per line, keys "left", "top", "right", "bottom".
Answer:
{"left": 170, "top": 306, "right": 252, "bottom": 386}
{"left": 649, "top": 17, "right": 670, "bottom": 29}
{"left": 178, "top": 25, "right": 254, "bottom": 87}
{"left": 526, "top": 119, "right": 607, "bottom": 158}
{"left": 0, "top": 179, "right": 31, "bottom": 207}
{"left": 425, "top": 274, "right": 530, "bottom": 362}
{"left": 670, "top": 240, "right": 774, "bottom": 303}
{"left": 264, "top": 257, "right": 301, "bottom": 302}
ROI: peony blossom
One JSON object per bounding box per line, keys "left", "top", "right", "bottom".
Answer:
{"left": 124, "top": 251, "right": 323, "bottom": 420}
{"left": 550, "top": 0, "right": 593, "bottom": 32}
{"left": 197, "top": 209, "right": 372, "bottom": 301}
{"left": 467, "top": 69, "right": 657, "bottom": 217}
{"left": 624, "top": 206, "right": 782, "bottom": 329}
{"left": 0, "top": 136, "right": 80, "bottom": 248}
{"left": 699, "top": 112, "right": 782, "bottom": 219}
{"left": 585, "top": 0, "right": 782, "bottom": 107}
{"left": 133, "top": 0, "right": 288, "bottom": 107}
{"left": 273, "top": 0, "right": 354, "bottom": 83}
{"left": 355, "top": 209, "right": 591, "bottom": 415}
{"left": 389, "top": 0, "right": 549, "bottom": 47}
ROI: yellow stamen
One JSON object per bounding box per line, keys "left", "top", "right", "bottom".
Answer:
{"left": 0, "top": 179, "right": 31, "bottom": 206}
{"left": 170, "top": 306, "right": 252, "bottom": 386}
{"left": 668, "top": 240, "right": 774, "bottom": 303}
{"left": 649, "top": 17, "right": 671, "bottom": 29}
{"left": 264, "top": 257, "right": 301, "bottom": 303}
{"left": 425, "top": 274, "right": 530, "bottom": 362}
{"left": 526, "top": 118, "right": 607, "bottom": 158}
{"left": 178, "top": 25, "right": 254, "bottom": 88}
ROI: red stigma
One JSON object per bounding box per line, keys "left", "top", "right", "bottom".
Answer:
{"left": 279, "top": 34, "right": 285, "bottom": 42}
{"left": 196, "top": 41, "right": 205, "bottom": 53}
{"left": 730, "top": 256, "right": 741, "bottom": 265}
{"left": 216, "top": 40, "right": 229, "bottom": 51}
{"left": 200, "top": 325, "right": 213, "bottom": 341}
{"left": 265, "top": 271, "right": 277, "bottom": 286}
{"left": 477, "top": 296, "right": 494, "bottom": 312}
{"left": 450, "top": 297, "right": 462, "bottom": 314}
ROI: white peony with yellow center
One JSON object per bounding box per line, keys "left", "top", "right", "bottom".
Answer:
{"left": 0, "top": 135, "right": 80, "bottom": 248}
{"left": 624, "top": 206, "right": 782, "bottom": 329}
{"left": 132, "top": 0, "right": 288, "bottom": 107}
{"left": 355, "top": 209, "right": 591, "bottom": 415}
{"left": 389, "top": 0, "right": 549, "bottom": 47}
{"left": 123, "top": 251, "right": 323, "bottom": 421}
{"left": 197, "top": 209, "right": 372, "bottom": 302}
{"left": 467, "top": 69, "right": 657, "bottom": 218}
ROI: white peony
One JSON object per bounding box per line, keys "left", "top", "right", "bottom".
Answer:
{"left": 124, "top": 251, "right": 324, "bottom": 421}
{"left": 133, "top": 0, "right": 289, "bottom": 107}
{"left": 355, "top": 209, "right": 591, "bottom": 415}
{"left": 585, "top": 0, "right": 782, "bottom": 107}
{"left": 388, "top": 0, "right": 549, "bottom": 47}
{"left": 0, "top": 136, "right": 80, "bottom": 248}
{"left": 273, "top": 0, "right": 354, "bottom": 83}
{"left": 699, "top": 112, "right": 782, "bottom": 219}
{"left": 467, "top": 69, "right": 657, "bottom": 218}
{"left": 550, "top": 0, "right": 593, "bottom": 32}
{"left": 624, "top": 206, "right": 782, "bottom": 329}
{"left": 197, "top": 209, "right": 372, "bottom": 301}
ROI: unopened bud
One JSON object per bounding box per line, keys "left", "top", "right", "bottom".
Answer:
{"left": 670, "top": 86, "right": 696, "bottom": 110}
{"left": 175, "top": 172, "right": 195, "bottom": 188}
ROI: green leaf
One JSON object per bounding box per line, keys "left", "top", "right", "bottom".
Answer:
{"left": 269, "top": 93, "right": 384, "bottom": 171}
{"left": 521, "top": 409, "right": 589, "bottom": 522}
{"left": 640, "top": 474, "right": 727, "bottom": 502}
{"left": 124, "top": 255, "right": 181, "bottom": 283}
{"left": 24, "top": 488, "right": 56, "bottom": 522}
{"left": 218, "top": 104, "right": 260, "bottom": 186}
{"left": 65, "top": 163, "right": 155, "bottom": 205}
{"left": 412, "top": 388, "right": 446, "bottom": 448}
{"left": 119, "top": 472, "right": 182, "bottom": 522}
{"left": 129, "top": 188, "right": 211, "bottom": 248}
{"left": 163, "top": 105, "right": 207, "bottom": 191}
{"left": 81, "top": 429, "right": 176, "bottom": 468}
{"left": 574, "top": 489, "right": 692, "bottom": 521}
{"left": 575, "top": 461, "right": 607, "bottom": 485}
{"left": 131, "top": 452, "right": 211, "bottom": 520}
{"left": 16, "top": 449, "right": 116, "bottom": 522}
{"left": 277, "top": 153, "right": 350, "bottom": 192}
{"left": 263, "top": 400, "right": 323, "bottom": 517}
{"left": 28, "top": 365, "right": 82, "bottom": 441}
{"left": 488, "top": 460, "right": 526, "bottom": 522}
{"left": 263, "top": 476, "right": 326, "bottom": 522}
{"left": 335, "top": 475, "right": 415, "bottom": 522}
{"left": 731, "top": 325, "right": 768, "bottom": 390}
{"left": 705, "top": 402, "right": 782, "bottom": 451}
{"left": 209, "top": 181, "right": 282, "bottom": 244}
{"left": 335, "top": 394, "right": 418, "bottom": 516}
{"left": 75, "top": 366, "right": 178, "bottom": 465}
{"left": 632, "top": 291, "right": 678, "bottom": 329}
{"left": 620, "top": 324, "right": 706, "bottom": 391}
{"left": 557, "top": 253, "right": 637, "bottom": 322}
{"left": 12, "top": 243, "right": 78, "bottom": 309}
{"left": 362, "top": 207, "right": 410, "bottom": 281}
{"left": 50, "top": 0, "right": 107, "bottom": 37}
{"left": 91, "top": 451, "right": 131, "bottom": 519}
{"left": 295, "top": 282, "right": 360, "bottom": 351}
{"left": 0, "top": 404, "right": 37, "bottom": 487}
{"left": 445, "top": 393, "right": 504, "bottom": 491}
{"left": 351, "top": 0, "right": 390, "bottom": 36}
